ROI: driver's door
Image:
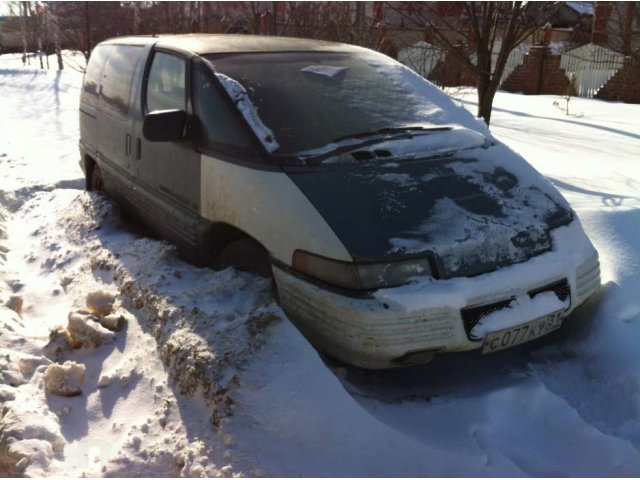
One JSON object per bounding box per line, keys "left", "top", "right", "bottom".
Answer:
{"left": 132, "top": 49, "right": 202, "bottom": 253}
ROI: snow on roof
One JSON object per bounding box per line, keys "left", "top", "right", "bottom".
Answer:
{"left": 565, "top": 1, "right": 594, "bottom": 16}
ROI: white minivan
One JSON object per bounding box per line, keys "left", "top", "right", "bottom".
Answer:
{"left": 79, "top": 34, "right": 600, "bottom": 369}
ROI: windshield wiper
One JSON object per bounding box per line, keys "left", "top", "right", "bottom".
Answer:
{"left": 332, "top": 125, "right": 452, "bottom": 143}
{"left": 306, "top": 125, "right": 453, "bottom": 165}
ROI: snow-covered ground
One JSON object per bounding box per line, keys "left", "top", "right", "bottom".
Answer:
{"left": 1, "top": 52, "right": 640, "bottom": 477}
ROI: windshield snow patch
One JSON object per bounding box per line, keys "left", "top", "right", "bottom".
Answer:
{"left": 301, "top": 65, "right": 348, "bottom": 78}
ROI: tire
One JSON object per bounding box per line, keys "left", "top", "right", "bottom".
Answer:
{"left": 212, "top": 238, "right": 272, "bottom": 278}
{"left": 89, "top": 163, "right": 104, "bottom": 192}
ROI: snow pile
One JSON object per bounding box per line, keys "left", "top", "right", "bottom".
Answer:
{"left": 111, "top": 237, "right": 279, "bottom": 423}
{"left": 0, "top": 405, "right": 65, "bottom": 477}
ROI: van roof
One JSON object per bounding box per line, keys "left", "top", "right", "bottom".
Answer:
{"left": 102, "top": 34, "right": 369, "bottom": 55}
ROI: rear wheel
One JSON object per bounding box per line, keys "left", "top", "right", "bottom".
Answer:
{"left": 212, "top": 238, "right": 272, "bottom": 278}
{"left": 89, "top": 163, "right": 104, "bottom": 192}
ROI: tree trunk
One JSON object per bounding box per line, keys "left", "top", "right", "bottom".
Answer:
{"left": 133, "top": 3, "right": 141, "bottom": 35}
{"left": 475, "top": 45, "right": 494, "bottom": 124}
{"left": 21, "top": 2, "right": 29, "bottom": 66}
{"left": 54, "top": 29, "right": 63, "bottom": 70}
{"left": 477, "top": 78, "right": 497, "bottom": 126}
{"left": 84, "top": 1, "right": 91, "bottom": 63}
{"left": 272, "top": 1, "right": 278, "bottom": 35}
{"left": 38, "top": 37, "right": 43, "bottom": 69}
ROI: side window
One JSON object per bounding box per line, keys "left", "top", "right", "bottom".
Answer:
{"left": 192, "top": 60, "right": 252, "bottom": 151}
{"left": 100, "top": 45, "right": 144, "bottom": 118}
{"left": 146, "top": 52, "right": 186, "bottom": 112}
{"left": 82, "top": 45, "right": 108, "bottom": 105}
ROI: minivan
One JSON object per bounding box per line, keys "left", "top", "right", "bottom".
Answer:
{"left": 79, "top": 34, "right": 600, "bottom": 369}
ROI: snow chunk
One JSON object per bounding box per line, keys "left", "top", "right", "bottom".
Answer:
{"left": 85, "top": 290, "right": 116, "bottom": 317}
{"left": 67, "top": 311, "right": 116, "bottom": 348}
{"left": 43, "top": 360, "right": 85, "bottom": 396}
{"left": 17, "top": 353, "right": 52, "bottom": 375}
{"left": 0, "top": 384, "right": 16, "bottom": 401}
{"left": 5, "top": 295, "right": 23, "bottom": 316}
{"left": 100, "top": 313, "right": 127, "bottom": 332}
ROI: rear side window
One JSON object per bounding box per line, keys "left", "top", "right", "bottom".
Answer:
{"left": 82, "top": 45, "right": 108, "bottom": 105}
{"left": 101, "top": 45, "right": 144, "bottom": 118}
{"left": 146, "top": 52, "right": 186, "bottom": 112}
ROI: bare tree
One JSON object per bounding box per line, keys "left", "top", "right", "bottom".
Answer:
{"left": 388, "top": 1, "right": 563, "bottom": 125}
{"left": 21, "top": 1, "right": 29, "bottom": 65}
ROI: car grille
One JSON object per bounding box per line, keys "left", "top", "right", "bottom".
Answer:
{"left": 461, "top": 298, "right": 514, "bottom": 339}
{"left": 527, "top": 278, "right": 571, "bottom": 303}
{"left": 461, "top": 278, "right": 570, "bottom": 340}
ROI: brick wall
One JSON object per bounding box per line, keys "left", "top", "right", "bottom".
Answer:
{"left": 428, "top": 47, "right": 476, "bottom": 87}
{"left": 410, "top": 42, "right": 639, "bottom": 104}
{"left": 595, "top": 57, "right": 640, "bottom": 103}
{"left": 500, "top": 45, "right": 639, "bottom": 102}
{"left": 500, "top": 46, "right": 572, "bottom": 96}
{"left": 540, "top": 55, "right": 571, "bottom": 95}
{"left": 501, "top": 46, "right": 548, "bottom": 94}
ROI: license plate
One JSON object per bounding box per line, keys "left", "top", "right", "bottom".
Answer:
{"left": 481, "top": 310, "right": 564, "bottom": 354}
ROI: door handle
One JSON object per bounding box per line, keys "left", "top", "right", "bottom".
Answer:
{"left": 136, "top": 138, "right": 141, "bottom": 160}
{"left": 125, "top": 134, "right": 131, "bottom": 156}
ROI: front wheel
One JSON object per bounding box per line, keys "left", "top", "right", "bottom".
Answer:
{"left": 212, "top": 238, "right": 272, "bottom": 278}
{"left": 88, "top": 163, "right": 104, "bottom": 192}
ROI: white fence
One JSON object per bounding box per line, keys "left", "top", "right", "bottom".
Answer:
{"left": 397, "top": 42, "right": 445, "bottom": 78}
{"left": 398, "top": 40, "right": 526, "bottom": 86}
{"left": 560, "top": 43, "right": 625, "bottom": 98}
{"left": 499, "top": 47, "right": 526, "bottom": 86}
{"left": 469, "top": 40, "right": 528, "bottom": 86}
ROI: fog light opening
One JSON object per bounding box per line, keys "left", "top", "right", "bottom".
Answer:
{"left": 392, "top": 348, "right": 442, "bottom": 366}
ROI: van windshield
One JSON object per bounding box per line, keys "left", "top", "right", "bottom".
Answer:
{"left": 205, "top": 51, "right": 461, "bottom": 158}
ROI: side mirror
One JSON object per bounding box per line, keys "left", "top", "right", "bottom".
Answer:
{"left": 142, "top": 109, "right": 186, "bottom": 142}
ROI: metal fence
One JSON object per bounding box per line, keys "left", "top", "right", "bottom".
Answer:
{"left": 560, "top": 43, "right": 625, "bottom": 98}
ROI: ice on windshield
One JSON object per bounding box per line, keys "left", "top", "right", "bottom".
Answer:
{"left": 202, "top": 59, "right": 279, "bottom": 153}
{"left": 214, "top": 73, "right": 280, "bottom": 153}
{"left": 207, "top": 51, "right": 491, "bottom": 157}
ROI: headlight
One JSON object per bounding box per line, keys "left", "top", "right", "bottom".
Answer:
{"left": 292, "top": 250, "right": 433, "bottom": 290}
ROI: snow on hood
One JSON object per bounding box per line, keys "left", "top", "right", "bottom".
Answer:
{"left": 287, "top": 141, "right": 573, "bottom": 278}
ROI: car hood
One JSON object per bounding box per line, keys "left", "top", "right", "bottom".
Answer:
{"left": 286, "top": 143, "right": 573, "bottom": 279}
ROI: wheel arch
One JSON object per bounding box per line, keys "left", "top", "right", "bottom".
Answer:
{"left": 197, "top": 220, "right": 270, "bottom": 266}
{"left": 83, "top": 155, "right": 98, "bottom": 191}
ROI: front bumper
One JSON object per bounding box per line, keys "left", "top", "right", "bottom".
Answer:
{"left": 274, "top": 221, "right": 601, "bottom": 369}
